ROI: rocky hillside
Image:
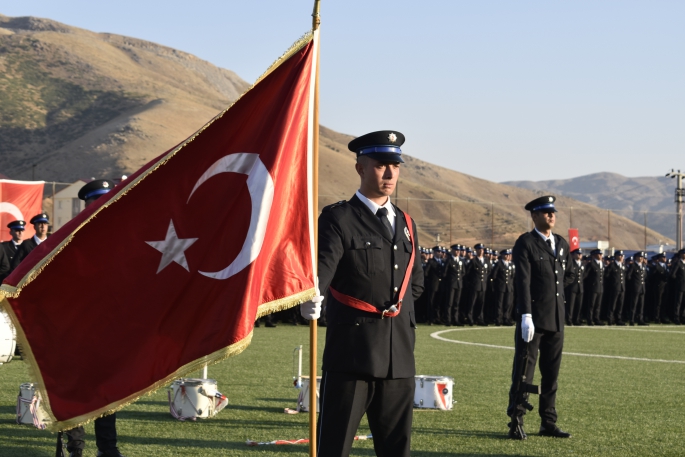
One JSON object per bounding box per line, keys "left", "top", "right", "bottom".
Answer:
{"left": 0, "top": 14, "right": 673, "bottom": 250}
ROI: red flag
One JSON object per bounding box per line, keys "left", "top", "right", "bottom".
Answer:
{"left": 1, "top": 32, "right": 318, "bottom": 430}
{"left": 568, "top": 228, "right": 580, "bottom": 252}
{"left": 0, "top": 180, "right": 45, "bottom": 241}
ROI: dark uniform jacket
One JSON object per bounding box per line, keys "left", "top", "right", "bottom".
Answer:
{"left": 10, "top": 237, "right": 39, "bottom": 271}
{"left": 626, "top": 262, "right": 646, "bottom": 294}
{"left": 490, "top": 260, "right": 514, "bottom": 293}
{"left": 443, "top": 255, "right": 464, "bottom": 290}
{"left": 464, "top": 256, "right": 488, "bottom": 292}
{"left": 650, "top": 262, "right": 670, "bottom": 292}
{"left": 565, "top": 260, "right": 585, "bottom": 294}
{"left": 670, "top": 260, "right": 685, "bottom": 292}
{"left": 0, "top": 247, "right": 10, "bottom": 282}
{"left": 2, "top": 241, "right": 19, "bottom": 265}
{"left": 604, "top": 261, "right": 626, "bottom": 293}
{"left": 318, "top": 196, "right": 424, "bottom": 379}
{"left": 584, "top": 260, "right": 604, "bottom": 294}
{"left": 513, "top": 230, "right": 574, "bottom": 333}
{"left": 424, "top": 258, "right": 443, "bottom": 292}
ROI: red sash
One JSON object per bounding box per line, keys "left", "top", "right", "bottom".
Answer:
{"left": 329, "top": 210, "right": 415, "bottom": 318}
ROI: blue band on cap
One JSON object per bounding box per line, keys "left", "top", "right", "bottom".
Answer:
{"left": 9, "top": 225, "right": 25, "bottom": 230}
{"left": 84, "top": 188, "right": 111, "bottom": 200}
{"left": 358, "top": 145, "right": 402, "bottom": 155}
{"left": 33, "top": 218, "right": 48, "bottom": 224}
{"left": 532, "top": 203, "right": 556, "bottom": 212}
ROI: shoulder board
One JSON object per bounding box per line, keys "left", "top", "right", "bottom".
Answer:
{"left": 322, "top": 200, "right": 347, "bottom": 213}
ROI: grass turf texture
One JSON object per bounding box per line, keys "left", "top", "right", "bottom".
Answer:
{"left": 1, "top": 324, "right": 683, "bottom": 456}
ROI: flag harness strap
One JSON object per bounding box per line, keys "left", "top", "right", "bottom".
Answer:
{"left": 329, "top": 210, "right": 415, "bottom": 318}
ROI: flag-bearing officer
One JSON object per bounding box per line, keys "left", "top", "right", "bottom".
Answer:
{"left": 300, "top": 130, "right": 423, "bottom": 457}
{"left": 61, "top": 179, "right": 125, "bottom": 457}
{"left": 507, "top": 195, "right": 574, "bottom": 439}
{"left": 10, "top": 213, "right": 50, "bottom": 270}
{"left": 2, "top": 220, "right": 26, "bottom": 266}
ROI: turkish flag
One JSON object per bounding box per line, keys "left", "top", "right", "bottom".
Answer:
{"left": 568, "top": 228, "right": 580, "bottom": 252}
{"left": 0, "top": 32, "right": 318, "bottom": 430}
{"left": 0, "top": 180, "right": 44, "bottom": 241}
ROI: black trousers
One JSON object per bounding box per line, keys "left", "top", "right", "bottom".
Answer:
{"left": 565, "top": 289, "right": 583, "bottom": 324}
{"left": 427, "top": 287, "right": 441, "bottom": 323}
{"left": 627, "top": 291, "right": 645, "bottom": 324}
{"left": 507, "top": 324, "right": 564, "bottom": 427}
{"left": 605, "top": 290, "right": 625, "bottom": 323}
{"left": 317, "top": 371, "right": 413, "bottom": 457}
{"left": 673, "top": 292, "right": 684, "bottom": 322}
{"left": 586, "top": 292, "right": 603, "bottom": 322}
{"left": 502, "top": 290, "right": 514, "bottom": 324}
{"left": 492, "top": 289, "right": 511, "bottom": 324}
{"left": 651, "top": 287, "right": 666, "bottom": 321}
{"left": 66, "top": 413, "right": 117, "bottom": 452}
{"left": 443, "top": 287, "right": 462, "bottom": 324}
{"left": 467, "top": 289, "right": 485, "bottom": 324}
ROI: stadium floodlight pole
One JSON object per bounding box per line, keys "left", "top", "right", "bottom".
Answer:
{"left": 310, "top": 1, "right": 321, "bottom": 456}
{"left": 665, "top": 169, "right": 684, "bottom": 250}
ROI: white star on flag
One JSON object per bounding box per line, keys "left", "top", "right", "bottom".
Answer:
{"left": 146, "top": 220, "right": 198, "bottom": 273}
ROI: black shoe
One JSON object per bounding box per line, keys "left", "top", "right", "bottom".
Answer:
{"left": 476, "top": 321, "right": 488, "bottom": 326}
{"left": 69, "top": 450, "right": 83, "bottom": 457}
{"left": 97, "top": 448, "right": 127, "bottom": 457}
{"left": 508, "top": 421, "right": 527, "bottom": 440}
{"left": 467, "top": 319, "right": 474, "bottom": 326}
{"left": 566, "top": 320, "right": 573, "bottom": 326}
{"left": 594, "top": 320, "right": 607, "bottom": 326}
{"left": 454, "top": 321, "right": 465, "bottom": 327}
{"left": 629, "top": 322, "right": 635, "bottom": 326}
{"left": 254, "top": 320, "right": 260, "bottom": 327}
{"left": 587, "top": 321, "right": 594, "bottom": 326}
{"left": 265, "top": 322, "right": 277, "bottom": 328}
{"left": 637, "top": 321, "right": 649, "bottom": 326}
{"left": 539, "top": 425, "right": 572, "bottom": 438}
{"left": 616, "top": 320, "right": 626, "bottom": 326}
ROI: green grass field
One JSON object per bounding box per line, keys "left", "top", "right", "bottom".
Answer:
{"left": 1, "top": 324, "right": 684, "bottom": 456}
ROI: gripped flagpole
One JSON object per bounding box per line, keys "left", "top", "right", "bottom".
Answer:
{"left": 310, "top": 1, "right": 321, "bottom": 456}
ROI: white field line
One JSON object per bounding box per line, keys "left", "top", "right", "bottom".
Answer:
{"left": 430, "top": 328, "right": 685, "bottom": 364}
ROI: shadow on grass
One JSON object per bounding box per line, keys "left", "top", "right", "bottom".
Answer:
{"left": 414, "top": 426, "right": 510, "bottom": 440}
{"left": 0, "top": 444, "right": 53, "bottom": 457}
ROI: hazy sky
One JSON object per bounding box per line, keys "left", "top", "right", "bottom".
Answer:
{"left": 3, "top": 1, "right": 684, "bottom": 182}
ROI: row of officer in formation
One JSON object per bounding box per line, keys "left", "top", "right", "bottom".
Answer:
{"left": 0, "top": 179, "right": 126, "bottom": 457}
{"left": 567, "top": 248, "right": 685, "bottom": 327}
{"left": 416, "top": 244, "right": 515, "bottom": 327}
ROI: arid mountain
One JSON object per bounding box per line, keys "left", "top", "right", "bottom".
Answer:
{"left": 0, "top": 14, "right": 673, "bottom": 249}
{"left": 505, "top": 173, "right": 678, "bottom": 242}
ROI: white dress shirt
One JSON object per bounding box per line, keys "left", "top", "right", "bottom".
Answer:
{"left": 33, "top": 235, "right": 45, "bottom": 245}
{"left": 355, "top": 190, "right": 396, "bottom": 233}
{"left": 534, "top": 227, "right": 555, "bottom": 255}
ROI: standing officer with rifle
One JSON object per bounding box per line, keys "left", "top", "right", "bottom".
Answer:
{"left": 507, "top": 196, "right": 574, "bottom": 440}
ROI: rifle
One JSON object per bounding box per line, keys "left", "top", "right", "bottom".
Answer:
{"left": 509, "top": 340, "right": 540, "bottom": 438}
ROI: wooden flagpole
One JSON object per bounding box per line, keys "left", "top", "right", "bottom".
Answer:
{"left": 310, "top": 1, "right": 321, "bottom": 456}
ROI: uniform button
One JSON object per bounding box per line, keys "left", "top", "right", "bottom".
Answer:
{"left": 394, "top": 287, "right": 398, "bottom": 292}
{"left": 393, "top": 245, "right": 397, "bottom": 250}
{"left": 556, "top": 281, "right": 559, "bottom": 284}
{"left": 366, "top": 242, "right": 371, "bottom": 246}
{"left": 355, "top": 323, "right": 360, "bottom": 326}
{"left": 556, "top": 293, "right": 559, "bottom": 296}
{"left": 394, "top": 264, "right": 399, "bottom": 270}
{"left": 555, "top": 270, "right": 558, "bottom": 273}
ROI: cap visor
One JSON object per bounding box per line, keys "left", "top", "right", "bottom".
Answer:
{"left": 362, "top": 152, "right": 404, "bottom": 163}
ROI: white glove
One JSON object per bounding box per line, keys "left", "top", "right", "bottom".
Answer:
{"left": 301, "top": 279, "right": 324, "bottom": 320}
{"left": 521, "top": 314, "right": 535, "bottom": 343}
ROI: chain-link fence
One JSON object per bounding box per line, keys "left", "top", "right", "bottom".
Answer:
{"left": 320, "top": 195, "right": 681, "bottom": 252}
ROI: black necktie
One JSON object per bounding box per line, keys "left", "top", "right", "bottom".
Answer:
{"left": 376, "top": 207, "right": 394, "bottom": 238}
{"left": 546, "top": 238, "right": 554, "bottom": 255}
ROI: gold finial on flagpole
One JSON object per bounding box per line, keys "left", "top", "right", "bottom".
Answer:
{"left": 312, "top": 0, "right": 321, "bottom": 30}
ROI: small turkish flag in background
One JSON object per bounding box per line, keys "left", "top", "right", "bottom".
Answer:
{"left": 568, "top": 228, "right": 580, "bottom": 251}
{"left": 0, "top": 180, "right": 44, "bottom": 241}
{"left": 1, "top": 32, "right": 318, "bottom": 430}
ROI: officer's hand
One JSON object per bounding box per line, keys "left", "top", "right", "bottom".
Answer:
{"left": 301, "top": 279, "right": 324, "bottom": 320}
{"left": 521, "top": 314, "right": 535, "bottom": 342}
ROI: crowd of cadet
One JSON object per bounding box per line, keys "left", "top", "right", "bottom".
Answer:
{"left": 414, "top": 243, "right": 685, "bottom": 328}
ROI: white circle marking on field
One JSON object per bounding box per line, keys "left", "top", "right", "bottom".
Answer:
{"left": 430, "top": 328, "right": 685, "bottom": 364}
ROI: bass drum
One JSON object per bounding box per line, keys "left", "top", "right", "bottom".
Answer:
{"left": 168, "top": 378, "right": 228, "bottom": 421}
{"left": 414, "top": 375, "right": 454, "bottom": 410}
{"left": 0, "top": 311, "right": 17, "bottom": 365}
